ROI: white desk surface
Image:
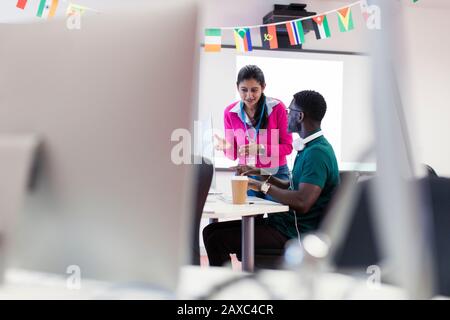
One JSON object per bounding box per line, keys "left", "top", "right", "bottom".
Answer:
{"left": 177, "top": 266, "right": 409, "bottom": 300}
{"left": 203, "top": 195, "right": 289, "bottom": 219}
{"left": 0, "top": 266, "right": 411, "bottom": 300}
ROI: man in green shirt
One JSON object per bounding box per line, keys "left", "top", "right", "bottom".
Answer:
{"left": 246, "top": 89, "right": 340, "bottom": 238}
{"left": 203, "top": 90, "right": 339, "bottom": 266}
{"left": 265, "top": 91, "right": 340, "bottom": 237}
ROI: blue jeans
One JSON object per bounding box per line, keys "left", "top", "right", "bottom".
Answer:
{"left": 247, "top": 164, "right": 290, "bottom": 203}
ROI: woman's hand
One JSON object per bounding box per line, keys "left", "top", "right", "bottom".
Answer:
{"left": 238, "top": 143, "right": 257, "bottom": 157}
{"left": 238, "top": 143, "right": 265, "bottom": 157}
{"left": 247, "top": 178, "right": 262, "bottom": 192}
{"left": 214, "top": 134, "right": 232, "bottom": 151}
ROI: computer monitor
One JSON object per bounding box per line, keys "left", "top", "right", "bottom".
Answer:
{"left": 194, "top": 112, "right": 224, "bottom": 195}
{"left": 0, "top": 1, "right": 198, "bottom": 293}
{"left": 199, "top": 114, "right": 222, "bottom": 195}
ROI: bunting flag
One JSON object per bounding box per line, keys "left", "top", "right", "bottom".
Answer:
{"left": 36, "top": 0, "right": 59, "bottom": 19}
{"left": 16, "top": 0, "right": 28, "bottom": 9}
{"left": 337, "top": 7, "right": 354, "bottom": 32}
{"left": 202, "top": 0, "right": 401, "bottom": 53}
{"left": 360, "top": 0, "right": 370, "bottom": 22}
{"left": 234, "top": 28, "right": 253, "bottom": 52}
{"left": 204, "top": 29, "right": 222, "bottom": 52}
{"left": 286, "top": 20, "right": 305, "bottom": 45}
{"left": 66, "top": 3, "right": 98, "bottom": 16}
{"left": 260, "top": 25, "right": 278, "bottom": 49}
{"left": 312, "top": 15, "right": 331, "bottom": 40}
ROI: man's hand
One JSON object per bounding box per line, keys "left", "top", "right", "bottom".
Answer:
{"left": 247, "top": 178, "right": 262, "bottom": 192}
{"left": 230, "top": 165, "right": 260, "bottom": 176}
{"left": 230, "top": 165, "right": 274, "bottom": 180}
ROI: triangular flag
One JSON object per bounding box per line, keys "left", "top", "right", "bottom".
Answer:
{"left": 312, "top": 15, "right": 331, "bottom": 40}
{"left": 66, "top": 3, "right": 98, "bottom": 16}
{"left": 286, "top": 20, "right": 305, "bottom": 46}
{"left": 234, "top": 28, "right": 253, "bottom": 53}
{"left": 36, "top": 0, "right": 59, "bottom": 19}
{"left": 16, "top": 0, "right": 28, "bottom": 10}
{"left": 360, "top": 0, "right": 370, "bottom": 22}
{"left": 204, "top": 29, "right": 222, "bottom": 52}
{"left": 260, "top": 25, "right": 278, "bottom": 49}
{"left": 337, "top": 7, "right": 354, "bottom": 32}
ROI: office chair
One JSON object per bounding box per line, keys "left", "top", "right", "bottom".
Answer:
{"left": 424, "top": 164, "right": 438, "bottom": 177}
{"left": 422, "top": 176, "right": 450, "bottom": 296}
{"left": 190, "top": 156, "right": 214, "bottom": 265}
{"left": 333, "top": 178, "right": 380, "bottom": 269}
{"left": 253, "top": 171, "right": 359, "bottom": 270}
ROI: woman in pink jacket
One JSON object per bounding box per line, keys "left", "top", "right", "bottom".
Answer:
{"left": 215, "top": 65, "right": 293, "bottom": 200}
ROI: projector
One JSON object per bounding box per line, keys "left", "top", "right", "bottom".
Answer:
{"left": 262, "top": 3, "right": 316, "bottom": 49}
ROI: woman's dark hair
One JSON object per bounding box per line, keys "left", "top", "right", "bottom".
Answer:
{"left": 236, "top": 65, "right": 268, "bottom": 129}
{"left": 236, "top": 65, "right": 266, "bottom": 87}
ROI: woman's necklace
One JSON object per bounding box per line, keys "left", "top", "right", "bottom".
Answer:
{"left": 240, "top": 100, "right": 265, "bottom": 143}
{"left": 249, "top": 117, "right": 257, "bottom": 126}
{"left": 245, "top": 108, "right": 257, "bottom": 124}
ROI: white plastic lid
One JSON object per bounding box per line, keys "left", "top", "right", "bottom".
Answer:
{"left": 232, "top": 175, "right": 249, "bottom": 181}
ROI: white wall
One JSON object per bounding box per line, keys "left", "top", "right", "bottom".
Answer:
{"left": 198, "top": 48, "right": 373, "bottom": 168}
{"left": 198, "top": 0, "right": 375, "bottom": 173}
{"left": 401, "top": 6, "right": 450, "bottom": 177}
{"left": 0, "top": 0, "right": 195, "bottom": 22}
{"left": 2, "top": 0, "right": 450, "bottom": 176}
{"left": 200, "top": 0, "right": 450, "bottom": 177}
{"left": 199, "top": 0, "right": 370, "bottom": 52}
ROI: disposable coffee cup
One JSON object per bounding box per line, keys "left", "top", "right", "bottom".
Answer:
{"left": 231, "top": 176, "right": 248, "bottom": 205}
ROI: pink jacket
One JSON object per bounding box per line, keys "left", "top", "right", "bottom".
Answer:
{"left": 223, "top": 97, "right": 293, "bottom": 168}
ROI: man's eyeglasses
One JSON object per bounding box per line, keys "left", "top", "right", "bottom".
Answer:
{"left": 287, "top": 100, "right": 302, "bottom": 113}
{"left": 287, "top": 107, "right": 302, "bottom": 113}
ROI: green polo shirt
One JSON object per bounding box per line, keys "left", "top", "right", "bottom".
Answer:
{"left": 268, "top": 134, "right": 340, "bottom": 238}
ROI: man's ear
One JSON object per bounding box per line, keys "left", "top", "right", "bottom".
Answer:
{"left": 298, "top": 112, "right": 305, "bottom": 123}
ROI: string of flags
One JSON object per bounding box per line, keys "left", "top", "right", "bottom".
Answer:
{"left": 204, "top": 0, "right": 421, "bottom": 53}
{"left": 15, "top": 0, "right": 98, "bottom": 19}
{"left": 13, "top": 1, "right": 420, "bottom": 34}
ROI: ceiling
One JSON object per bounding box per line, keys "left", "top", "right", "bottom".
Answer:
{"left": 1, "top": 0, "right": 449, "bottom": 23}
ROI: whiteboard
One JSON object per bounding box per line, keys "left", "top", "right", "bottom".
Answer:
{"left": 198, "top": 48, "right": 374, "bottom": 170}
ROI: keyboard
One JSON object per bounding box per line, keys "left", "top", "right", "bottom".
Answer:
{"left": 208, "top": 187, "right": 223, "bottom": 195}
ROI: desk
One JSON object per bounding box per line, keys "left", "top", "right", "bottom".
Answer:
{"left": 203, "top": 195, "right": 289, "bottom": 272}
{"left": 0, "top": 266, "right": 410, "bottom": 300}
{"left": 178, "top": 266, "right": 408, "bottom": 300}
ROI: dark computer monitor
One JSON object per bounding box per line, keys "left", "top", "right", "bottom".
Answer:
{"left": 0, "top": 1, "right": 198, "bottom": 293}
